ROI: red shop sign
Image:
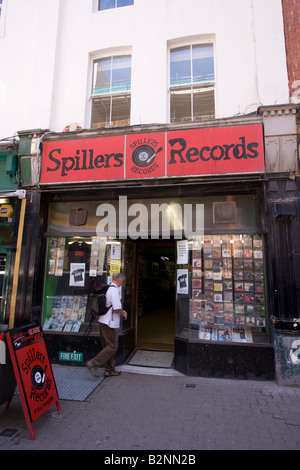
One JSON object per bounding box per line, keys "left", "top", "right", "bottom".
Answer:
{"left": 167, "top": 124, "right": 265, "bottom": 177}
{"left": 40, "top": 123, "right": 264, "bottom": 184}
{"left": 5, "top": 324, "right": 61, "bottom": 440}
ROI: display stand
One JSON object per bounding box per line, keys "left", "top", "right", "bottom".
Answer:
{"left": 3, "top": 323, "right": 61, "bottom": 440}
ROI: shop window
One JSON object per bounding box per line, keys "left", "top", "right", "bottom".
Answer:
{"left": 170, "top": 44, "right": 215, "bottom": 122}
{"left": 42, "top": 236, "right": 131, "bottom": 334}
{"left": 98, "top": 0, "right": 134, "bottom": 11}
{"left": 0, "top": 195, "right": 14, "bottom": 322}
{"left": 179, "top": 234, "right": 267, "bottom": 344}
{"left": 91, "top": 55, "right": 131, "bottom": 128}
{"left": 0, "top": 251, "right": 8, "bottom": 322}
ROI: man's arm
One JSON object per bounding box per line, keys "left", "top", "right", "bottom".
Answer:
{"left": 114, "top": 309, "right": 127, "bottom": 320}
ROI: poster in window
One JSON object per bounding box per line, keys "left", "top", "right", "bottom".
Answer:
{"left": 111, "top": 243, "right": 121, "bottom": 260}
{"left": 69, "top": 263, "right": 85, "bottom": 287}
{"left": 177, "top": 240, "right": 188, "bottom": 265}
{"left": 177, "top": 269, "right": 189, "bottom": 294}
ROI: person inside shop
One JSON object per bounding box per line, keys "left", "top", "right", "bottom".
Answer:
{"left": 86, "top": 272, "right": 127, "bottom": 378}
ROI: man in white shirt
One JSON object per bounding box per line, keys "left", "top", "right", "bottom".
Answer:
{"left": 87, "top": 272, "right": 127, "bottom": 377}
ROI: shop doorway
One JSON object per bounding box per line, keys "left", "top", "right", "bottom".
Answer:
{"left": 136, "top": 241, "right": 176, "bottom": 350}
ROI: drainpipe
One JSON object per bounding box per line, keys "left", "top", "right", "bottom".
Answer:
{"left": 250, "top": 0, "right": 261, "bottom": 106}
{"left": 8, "top": 190, "right": 26, "bottom": 329}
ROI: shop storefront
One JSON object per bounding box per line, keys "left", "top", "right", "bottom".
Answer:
{"left": 33, "top": 116, "right": 278, "bottom": 378}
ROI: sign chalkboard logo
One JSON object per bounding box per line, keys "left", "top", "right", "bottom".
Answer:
{"left": 31, "top": 364, "right": 47, "bottom": 390}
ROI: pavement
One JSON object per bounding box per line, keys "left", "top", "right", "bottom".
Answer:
{"left": 1, "top": 364, "right": 300, "bottom": 452}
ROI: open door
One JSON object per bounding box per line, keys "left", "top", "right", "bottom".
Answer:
{"left": 136, "top": 240, "right": 176, "bottom": 350}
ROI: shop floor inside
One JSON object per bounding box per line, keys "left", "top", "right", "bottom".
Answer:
{"left": 137, "top": 304, "right": 175, "bottom": 351}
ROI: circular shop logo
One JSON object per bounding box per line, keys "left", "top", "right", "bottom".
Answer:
{"left": 132, "top": 145, "right": 162, "bottom": 167}
{"left": 31, "top": 364, "right": 47, "bottom": 390}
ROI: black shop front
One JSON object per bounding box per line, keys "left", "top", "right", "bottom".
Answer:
{"left": 36, "top": 118, "right": 275, "bottom": 379}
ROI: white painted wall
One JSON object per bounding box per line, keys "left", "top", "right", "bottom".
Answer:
{"left": 0, "top": 0, "right": 60, "bottom": 138}
{"left": 0, "top": 0, "right": 289, "bottom": 139}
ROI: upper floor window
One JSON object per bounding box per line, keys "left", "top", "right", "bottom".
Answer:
{"left": 0, "top": 0, "right": 6, "bottom": 37}
{"left": 170, "top": 44, "right": 215, "bottom": 123}
{"left": 98, "top": 0, "right": 134, "bottom": 10}
{"left": 91, "top": 55, "right": 131, "bottom": 128}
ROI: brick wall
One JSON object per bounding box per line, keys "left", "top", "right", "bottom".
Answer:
{"left": 281, "top": 0, "right": 300, "bottom": 102}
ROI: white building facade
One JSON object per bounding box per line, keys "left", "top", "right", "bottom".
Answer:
{"left": 0, "top": 0, "right": 289, "bottom": 138}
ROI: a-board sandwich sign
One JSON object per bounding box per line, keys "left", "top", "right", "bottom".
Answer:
{"left": 5, "top": 323, "right": 61, "bottom": 439}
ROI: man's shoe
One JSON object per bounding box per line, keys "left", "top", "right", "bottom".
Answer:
{"left": 104, "top": 369, "right": 121, "bottom": 377}
{"left": 86, "top": 362, "right": 98, "bottom": 377}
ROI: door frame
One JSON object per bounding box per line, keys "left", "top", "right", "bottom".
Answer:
{"left": 134, "top": 239, "right": 176, "bottom": 349}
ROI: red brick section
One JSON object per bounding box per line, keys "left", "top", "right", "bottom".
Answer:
{"left": 281, "top": 0, "right": 300, "bottom": 102}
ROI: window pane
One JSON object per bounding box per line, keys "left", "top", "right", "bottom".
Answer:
{"left": 99, "top": 0, "right": 115, "bottom": 10}
{"left": 193, "top": 87, "right": 215, "bottom": 120}
{"left": 92, "top": 58, "right": 111, "bottom": 94}
{"left": 170, "top": 89, "right": 192, "bottom": 122}
{"left": 111, "top": 56, "right": 131, "bottom": 93}
{"left": 170, "top": 46, "right": 191, "bottom": 86}
{"left": 99, "top": 0, "right": 133, "bottom": 9}
{"left": 117, "top": 0, "right": 134, "bottom": 6}
{"left": 91, "top": 97, "right": 111, "bottom": 128}
{"left": 111, "top": 95, "right": 131, "bottom": 126}
{"left": 192, "top": 44, "right": 214, "bottom": 83}
{"left": 91, "top": 95, "right": 130, "bottom": 128}
{"left": 171, "top": 87, "right": 215, "bottom": 122}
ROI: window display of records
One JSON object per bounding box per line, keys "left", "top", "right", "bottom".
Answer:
{"left": 190, "top": 234, "right": 266, "bottom": 343}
